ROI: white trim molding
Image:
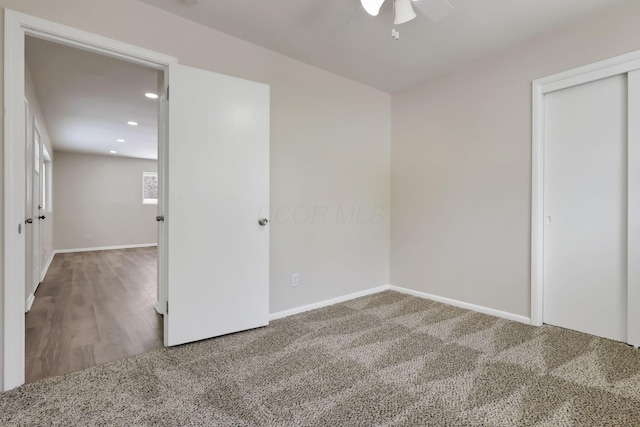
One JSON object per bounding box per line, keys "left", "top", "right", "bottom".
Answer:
{"left": 53, "top": 243, "right": 157, "bottom": 254}
{"left": 531, "top": 48, "right": 640, "bottom": 329}
{"left": 25, "top": 251, "right": 54, "bottom": 313}
{"left": 25, "top": 294, "right": 35, "bottom": 313}
{"left": 268, "top": 284, "right": 530, "bottom": 325}
{"left": 154, "top": 302, "right": 165, "bottom": 316}
{"left": 390, "top": 286, "right": 531, "bottom": 325}
{"left": 628, "top": 70, "right": 640, "bottom": 349}
{"left": 269, "top": 286, "right": 390, "bottom": 321}
{"left": 4, "top": 7, "right": 28, "bottom": 394}
{"left": 40, "top": 251, "right": 56, "bottom": 283}
{"left": 5, "top": 10, "right": 175, "bottom": 70}
{"left": 3, "top": 8, "right": 176, "bottom": 392}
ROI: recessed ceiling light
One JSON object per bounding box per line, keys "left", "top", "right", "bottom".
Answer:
{"left": 109, "top": 150, "right": 118, "bottom": 154}
{"left": 116, "top": 139, "right": 126, "bottom": 143}
{"left": 145, "top": 92, "right": 159, "bottom": 99}
{"left": 127, "top": 121, "right": 138, "bottom": 126}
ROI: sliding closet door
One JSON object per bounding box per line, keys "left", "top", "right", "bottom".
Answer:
{"left": 543, "top": 74, "right": 628, "bottom": 342}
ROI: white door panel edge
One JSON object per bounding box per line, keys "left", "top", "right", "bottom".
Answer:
{"left": 32, "top": 126, "right": 42, "bottom": 301}
{"left": 5, "top": 13, "right": 28, "bottom": 390}
{"left": 166, "top": 64, "right": 270, "bottom": 346}
{"left": 628, "top": 70, "right": 640, "bottom": 348}
{"left": 24, "top": 99, "right": 32, "bottom": 312}
{"left": 157, "top": 94, "right": 169, "bottom": 319}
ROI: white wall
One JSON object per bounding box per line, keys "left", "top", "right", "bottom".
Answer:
{"left": 24, "top": 66, "right": 54, "bottom": 289}
{"left": 391, "top": 1, "right": 640, "bottom": 318}
{"left": 0, "top": 0, "right": 391, "bottom": 388}
{"left": 53, "top": 151, "right": 157, "bottom": 250}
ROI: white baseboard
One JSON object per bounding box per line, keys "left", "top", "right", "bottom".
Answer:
{"left": 154, "top": 301, "right": 165, "bottom": 315}
{"left": 54, "top": 243, "right": 157, "bottom": 254}
{"left": 40, "top": 251, "right": 56, "bottom": 282}
{"left": 25, "top": 293, "right": 35, "bottom": 312}
{"left": 268, "top": 285, "right": 391, "bottom": 321}
{"left": 267, "top": 284, "right": 531, "bottom": 325}
{"left": 26, "top": 259, "right": 49, "bottom": 312}
{"left": 389, "top": 285, "right": 531, "bottom": 325}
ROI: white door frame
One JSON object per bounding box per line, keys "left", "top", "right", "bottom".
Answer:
{"left": 23, "top": 97, "right": 31, "bottom": 312}
{"left": 25, "top": 121, "right": 42, "bottom": 312}
{"left": 3, "top": 9, "right": 177, "bottom": 391}
{"left": 531, "top": 49, "right": 640, "bottom": 347}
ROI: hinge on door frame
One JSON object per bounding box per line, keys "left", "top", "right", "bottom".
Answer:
{"left": 166, "top": 86, "right": 169, "bottom": 101}
{"left": 166, "top": 301, "right": 169, "bottom": 314}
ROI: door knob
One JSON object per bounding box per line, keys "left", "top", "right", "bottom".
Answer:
{"left": 25, "top": 218, "right": 33, "bottom": 224}
{"left": 258, "top": 218, "right": 269, "bottom": 226}
{"left": 38, "top": 215, "right": 46, "bottom": 220}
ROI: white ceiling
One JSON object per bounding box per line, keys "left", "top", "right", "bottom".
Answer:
{"left": 26, "top": 37, "right": 161, "bottom": 160}
{"left": 138, "top": 0, "right": 634, "bottom": 93}
{"left": 24, "top": 1, "right": 633, "bottom": 159}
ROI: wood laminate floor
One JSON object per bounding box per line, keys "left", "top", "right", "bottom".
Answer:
{"left": 25, "top": 247, "right": 163, "bottom": 384}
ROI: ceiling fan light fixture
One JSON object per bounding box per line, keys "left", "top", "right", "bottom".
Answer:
{"left": 361, "top": 0, "right": 386, "bottom": 16}
{"left": 394, "top": 0, "right": 417, "bottom": 25}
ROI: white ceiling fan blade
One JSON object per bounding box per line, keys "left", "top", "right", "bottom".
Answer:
{"left": 412, "top": 0, "right": 453, "bottom": 22}
{"left": 361, "top": 0, "right": 386, "bottom": 16}
{"left": 394, "top": 0, "right": 417, "bottom": 25}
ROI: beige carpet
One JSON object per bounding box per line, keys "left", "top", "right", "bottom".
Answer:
{"left": 1, "top": 291, "right": 640, "bottom": 426}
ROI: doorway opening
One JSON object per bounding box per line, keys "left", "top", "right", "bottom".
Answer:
{"left": 4, "top": 9, "right": 271, "bottom": 392}
{"left": 22, "top": 36, "right": 164, "bottom": 383}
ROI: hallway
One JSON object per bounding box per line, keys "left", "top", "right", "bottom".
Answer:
{"left": 25, "top": 247, "right": 162, "bottom": 383}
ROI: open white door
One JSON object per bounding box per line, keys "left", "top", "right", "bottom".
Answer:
{"left": 165, "top": 64, "right": 270, "bottom": 346}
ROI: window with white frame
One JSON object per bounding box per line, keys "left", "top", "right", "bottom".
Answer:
{"left": 143, "top": 172, "right": 158, "bottom": 205}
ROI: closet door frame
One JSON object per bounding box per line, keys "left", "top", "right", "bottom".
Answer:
{"left": 531, "top": 51, "right": 640, "bottom": 347}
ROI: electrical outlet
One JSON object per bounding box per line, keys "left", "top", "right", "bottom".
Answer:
{"left": 291, "top": 273, "right": 299, "bottom": 287}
